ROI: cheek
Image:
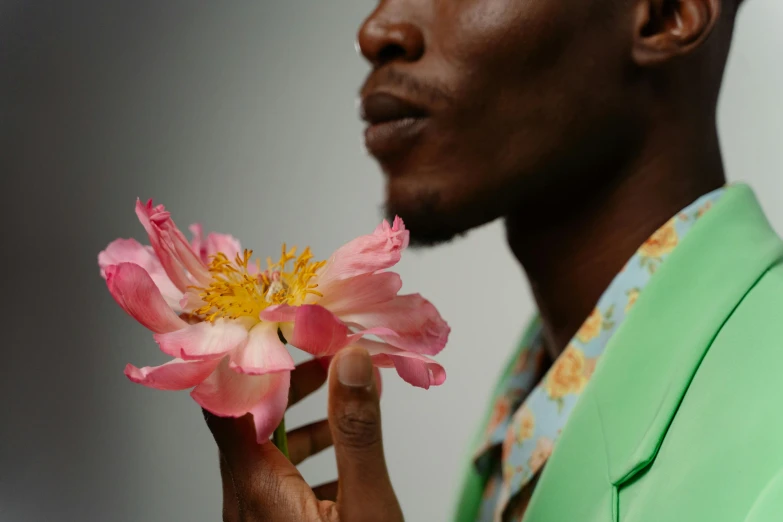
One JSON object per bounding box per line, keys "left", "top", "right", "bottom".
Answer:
{"left": 386, "top": 140, "right": 518, "bottom": 215}
{"left": 426, "top": 0, "right": 622, "bottom": 176}
{"left": 428, "top": 0, "right": 582, "bottom": 162}
{"left": 433, "top": 0, "right": 574, "bottom": 86}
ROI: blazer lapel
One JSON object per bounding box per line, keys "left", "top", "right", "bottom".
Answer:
{"left": 522, "top": 185, "right": 783, "bottom": 521}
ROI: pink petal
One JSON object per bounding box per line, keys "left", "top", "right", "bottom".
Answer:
{"left": 105, "top": 262, "right": 187, "bottom": 334}
{"left": 277, "top": 305, "right": 398, "bottom": 355}
{"left": 248, "top": 371, "right": 291, "bottom": 443}
{"left": 206, "top": 232, "right": 242, "bottom": 260}
{"left": 179, "top": 288, "right": 206, "bottom": 313}
{"left": 99, "top": 238, "right": 183, "bottom": 309}
{"left": 124, "top": 357, "right": 220, "bottom": 390}
{"left": 229, "top": 322, "right": 295, "bottom": 375}
{"left": 258, "top": 304, "right": 298, "bottom": 323}
{"left": 159, "top": 227, "right": 211, "bottom": 286}
{"left": 154, "top": 319, "right": 249, "bottom": 360}
{"left": 98, "top": 238, "right": 154, "bottom": 276}
{"left": 135, "top": 199, "right": 192, "bottom": 292}
{"left": 315, "top": 216, "right": 410, "bottom": 287}
{"left": 389, "top": 354, "right": 446, "bottom": 389}
{"left": 340, "top": 293, "right": 450, "bottom": 356}
{"left": 134, "top": 199, "right": 212, "bottom": 287}
{"left": 282, "top": 305, "right": 352, "bottom": 357}
{"left": 311, "top": 272, "right": 402, "bottom": 314}
{"left": 359, "top": 339, "right": 446, "bottom": 390}
{"left": 189, "top": 223, "right": 207, "bottom": 263}
{"left": 190, "top": 224, "right": 242, "bottom": 265}
{"left": 191, "top": 359, "right": 290, "bottom": 442}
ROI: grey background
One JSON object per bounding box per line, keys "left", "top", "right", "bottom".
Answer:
{"left": 1, "top": 1, "right": 781, "bottom": 521}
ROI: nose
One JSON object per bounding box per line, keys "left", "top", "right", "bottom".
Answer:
{"left": 357, "top": 10, "right": 425, "bottom": 67}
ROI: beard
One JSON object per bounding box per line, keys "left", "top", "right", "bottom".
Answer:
{"left": 383, "top": 185, "right": 502, "bottom": 248}
{"left": 384, "top": 200, "right": 466, "bottom": 248}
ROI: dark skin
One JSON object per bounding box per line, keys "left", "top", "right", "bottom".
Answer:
{"left": 206, "top": 0, "right": 741, "bottom": 519}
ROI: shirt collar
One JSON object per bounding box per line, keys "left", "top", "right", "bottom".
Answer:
{"left": 472, "top": 186, "right": 728, "bottom": 469}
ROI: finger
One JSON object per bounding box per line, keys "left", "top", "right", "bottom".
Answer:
{"left": 288, "top": 358, "right": 329, "bottom": 408}
{"left": 203, "top": 409, "right": 258, "bottom": 459}
{"left": 287, "top": 419, "right": 333, "bottom": 465}
{"left": 203, "top": 410, "right": 315, "bottom": 521}
{"left": 328, "top": 347, "right": 403, "bottom": 520}
{"left": 374, "top": 367, "right": 383, "bottom": 397}
{"left": 312, "top": 480, "right": 339, "bottom": 502}
{"left": 219, "top": 451, "right": 241, "bottom": 521}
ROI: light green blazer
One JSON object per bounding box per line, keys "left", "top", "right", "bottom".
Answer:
{"left": 456, "top": 184, "right": 783, "bottom": 521}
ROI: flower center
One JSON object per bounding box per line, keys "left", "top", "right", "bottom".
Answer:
{"left": 192, "top": 244, "right": 326, "bottom": 322}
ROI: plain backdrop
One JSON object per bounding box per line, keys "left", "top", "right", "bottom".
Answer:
{"left": 1, "top": 1, "right": 781, "bottom": 521}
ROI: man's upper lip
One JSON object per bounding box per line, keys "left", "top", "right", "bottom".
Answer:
{"left": 360, "top": 92, "right": 428, "bottom": 125}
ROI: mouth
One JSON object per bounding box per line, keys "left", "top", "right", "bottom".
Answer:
{"left": 360, "top": 92, "right": 429, "bottom": 159}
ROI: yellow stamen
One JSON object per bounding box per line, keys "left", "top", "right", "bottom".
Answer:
{"left": 192, "top": 245, "right": 327, "bottom": 322}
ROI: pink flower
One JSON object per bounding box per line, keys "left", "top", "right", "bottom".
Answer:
{"left": 99, "top": 199, "right": 449, "bottom": 443}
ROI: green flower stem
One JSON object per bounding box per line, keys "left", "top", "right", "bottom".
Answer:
{"left": 272, "top": 329, "right": 290, "bottom": 459}
{"left": 272, "top": 416, "right": 289, "bottom": 459}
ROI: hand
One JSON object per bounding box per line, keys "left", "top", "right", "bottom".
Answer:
{"left": 203, "top": 346, "right": 404, "bottom": 521}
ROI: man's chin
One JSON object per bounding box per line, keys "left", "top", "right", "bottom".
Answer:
{"left": 382, "top": 177, "right": 509, "bottom": 247}
{"left": 390, "top": 215, "right": 467, "bottom": 248}
{"left": 384, "top": 199, "right": 474, "bottom": 248}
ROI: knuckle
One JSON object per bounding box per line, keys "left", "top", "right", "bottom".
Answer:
{"left": 316, "top": 500, "right": 340, "bottom": 522}
{"left": 335, "top": 403, "right": 381, "bottom": 449}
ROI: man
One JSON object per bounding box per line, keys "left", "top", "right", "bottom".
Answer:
{"left": 206, "top": 0, "right": 783, "bottom": 520}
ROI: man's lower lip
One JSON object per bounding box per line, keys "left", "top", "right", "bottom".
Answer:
{"left": 363, "top": 117, "right": 427, "bottom": 158}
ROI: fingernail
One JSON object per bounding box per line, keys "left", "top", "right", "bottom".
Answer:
{"left": 337, "top": 348, "right": 373, "bottom": 387}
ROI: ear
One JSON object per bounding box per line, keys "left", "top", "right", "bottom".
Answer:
{"left": 632, "top": 0, "right": 722, "bottom": 65}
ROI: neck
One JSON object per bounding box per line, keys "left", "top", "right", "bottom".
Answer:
{"left": 505, "top": 123, "right": 726, "bottom": 357}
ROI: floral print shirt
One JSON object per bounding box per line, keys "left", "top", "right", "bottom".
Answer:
{"left": 473, "top": 188, "right": 726, "bottom": 522}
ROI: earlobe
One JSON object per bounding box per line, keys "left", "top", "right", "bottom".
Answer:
{"left": 632, "top": 0, "right": 721, "bottom": 66}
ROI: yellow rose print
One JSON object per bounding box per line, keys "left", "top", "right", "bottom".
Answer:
{"left": 544, "top": 345, "right": 588, "bottom": 399}
{"left": 516, "top": 406, "right": 535, "bottom": 442}
{"left": 626, "top": 288, "right": 640, "bottom": 313}
{"left": 639, "top": 219, "right": 679, "bottom": 258}
{"left": 503, "top": 461, "right": 521, "bottom": 482}
{"left": 485, "top": 395, "right": 511, "bottom": 436}
{"left": 576, "top": 307, "right": 602, "bottom": 343}
{"left": 697, "top": 201, "right": 713, "bottom": 218}
{"left": 512, "top": 348, "right": 531, "bottom": 374}
{"left": 528, "top": 437, "right": 555, "bottom": 474}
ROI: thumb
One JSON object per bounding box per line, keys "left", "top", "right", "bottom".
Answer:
{"left": 328, "top": 346, "right": 403, "bottom": 521}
